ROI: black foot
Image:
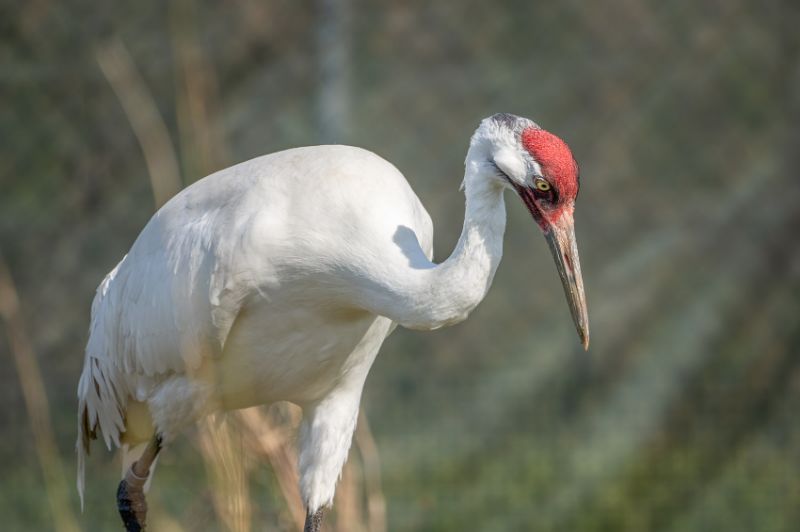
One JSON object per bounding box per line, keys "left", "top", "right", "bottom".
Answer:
{"left": 117, "top": 474, "right": 147, "bottom": 532}
{"left": 303, "top": 507, "right": 325, "bottom": 532}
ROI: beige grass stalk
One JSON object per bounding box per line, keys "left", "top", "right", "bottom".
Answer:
{"left": 0, "top": 256, "right": 80, "bottom": 532}
{"left": 95, "top": 39, "right": 183, "bottom": 208}
{"left": 198, "top": 416, "right": 253, "bottom": 532}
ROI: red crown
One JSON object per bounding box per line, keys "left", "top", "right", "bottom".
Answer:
{"left": 521, "top": 128, "right": 579, "bottom": 201}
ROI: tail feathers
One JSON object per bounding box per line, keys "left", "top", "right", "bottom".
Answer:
{"left": 77, "top": 259, "right": 131, "bottom": 509}
{"left": 76, "top": 357, "right": 128, "bottom": 509}
{"left": 76, "top": 439, "right": 86, "bottom": 511}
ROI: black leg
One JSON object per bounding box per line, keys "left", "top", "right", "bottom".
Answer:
{"left": 303, "top": 507, "right": 325, "bottom": 532}
{"left": 117, "top": 435, "right": 162, "bottom": 531}
{"left": 117, "top": 471, "right": 147, "bottom": 532}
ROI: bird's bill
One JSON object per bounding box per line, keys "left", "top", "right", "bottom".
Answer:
{"left": 544, "top": 216, "right": 590, "bottom": 350}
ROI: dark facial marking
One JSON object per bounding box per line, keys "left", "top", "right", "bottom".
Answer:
{"left": 508, "top": 180, "right": 549, "bottom": 232}
{"left": 532, "top": 177, "right": 559, "bottom": 205}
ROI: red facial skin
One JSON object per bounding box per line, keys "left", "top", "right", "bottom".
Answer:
{"left": 520, "top": 127, "right": 580, "bottom": 230}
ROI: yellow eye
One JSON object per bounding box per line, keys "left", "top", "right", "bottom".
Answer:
{"left": 534, "top": 178, "right": 551, "bottom": 192}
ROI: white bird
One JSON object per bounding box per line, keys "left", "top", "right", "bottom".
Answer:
{"left": 77, "top": 113, "right": 589, "bottom": 531}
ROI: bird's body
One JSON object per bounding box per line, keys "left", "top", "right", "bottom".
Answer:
{"left": 77, "top": 114, "right": 589, "bottom": 531}
{"left": 93, "top": 146, "right": 430, "bottom": 406}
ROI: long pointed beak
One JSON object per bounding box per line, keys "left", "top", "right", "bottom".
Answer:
{"left": 544, "top": 217, "right": 590, "bottom": 350}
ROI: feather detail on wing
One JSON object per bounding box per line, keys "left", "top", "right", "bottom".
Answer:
{"left": 76, "top": 198, "right": 253, "bottom": 506}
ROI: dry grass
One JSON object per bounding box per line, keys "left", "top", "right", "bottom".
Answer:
{"left": 0, "top": 256, "right": 80, "bottom": 532}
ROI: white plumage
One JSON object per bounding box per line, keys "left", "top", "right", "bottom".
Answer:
{"left": 77, "top": 114, "right": 588, "bottom": 529}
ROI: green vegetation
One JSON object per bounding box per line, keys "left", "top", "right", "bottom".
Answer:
{"left": 2, "top": 1, "right": 799, "bottom": 530}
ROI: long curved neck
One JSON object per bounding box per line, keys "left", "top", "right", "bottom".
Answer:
{"left": 415, "top": 161, "right": 507, "bottom": 329}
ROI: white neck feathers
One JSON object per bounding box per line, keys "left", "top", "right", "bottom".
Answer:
{"left": 401, "top": 151, "right": 507, "bottom": 330}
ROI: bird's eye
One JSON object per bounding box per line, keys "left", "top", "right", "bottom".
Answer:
{"left": 534, "top": 178, "right": 551, "bottom": 192}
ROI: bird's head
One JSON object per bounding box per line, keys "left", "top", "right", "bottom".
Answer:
{"left": 466, "top": 113, "right": 589, "bottom": 349}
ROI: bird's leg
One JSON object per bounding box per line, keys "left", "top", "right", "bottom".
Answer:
{"left": 117, "top": 434, "right": 162, "bottom": 532}
{"left": 303, "top": 507, "right": 325, "bottom": 532}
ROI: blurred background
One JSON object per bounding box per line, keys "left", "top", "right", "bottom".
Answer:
{"left": 2, "top": 0, "right": 800, "bottom": 530}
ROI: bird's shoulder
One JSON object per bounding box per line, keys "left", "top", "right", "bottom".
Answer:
{"left": 148, "top": 144, "right": 424, "bottom": 222}
{"left": 225, "top": 145, "right": 433, "bottom": 255}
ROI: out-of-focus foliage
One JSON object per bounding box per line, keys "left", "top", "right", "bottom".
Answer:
{"left": 2, "top": 0, "right": 799, "bottom": 530}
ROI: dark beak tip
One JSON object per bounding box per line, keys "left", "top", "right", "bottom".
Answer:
{"left": 542, "top": 220, "right": 589, "bottom": 353}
